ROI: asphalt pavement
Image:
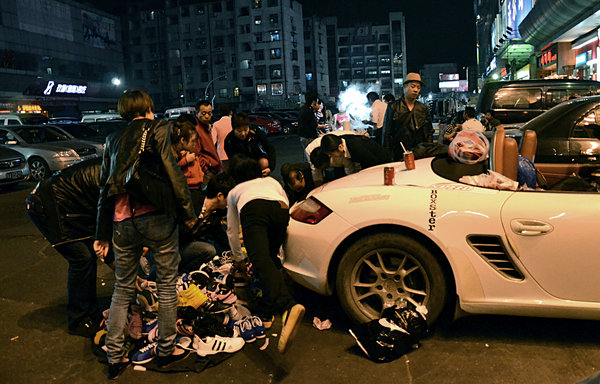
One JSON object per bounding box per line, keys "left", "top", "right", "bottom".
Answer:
{"left": 1, "top": 134, "right": 600, "bottom": 383}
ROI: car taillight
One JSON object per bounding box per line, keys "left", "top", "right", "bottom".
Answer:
{"left": 290, "top": 197, "right": 332, "bottom": 224}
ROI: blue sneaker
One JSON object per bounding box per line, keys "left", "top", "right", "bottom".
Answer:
{"left": 142, "top": 318, "right": 158, "bottom": 342}
{"left": 132, "top": 342, "right": 157, "bottom": 364}
{"left": 230, "top": 317, "right": 256, "bottom": 343}
{"left": 249, "top": 316, "right": 266, "bottom": 339}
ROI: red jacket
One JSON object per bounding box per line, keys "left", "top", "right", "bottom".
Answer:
{"left": 195, "top": 121, "right": 222, "bottom": 174}
{"left": 175, "top": 149, "right": 205, "bottom": 190}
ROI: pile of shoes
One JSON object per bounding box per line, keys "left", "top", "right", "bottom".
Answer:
{"left": 349, "top": 300, "right": 428, "bottom": 363}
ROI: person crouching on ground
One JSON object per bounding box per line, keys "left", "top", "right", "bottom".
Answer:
{"left": 224, "top": 112, "right": 276, "bottom": 176}
{"left": 93, "top": 89, "right": 197, "bottom": 379}
{"left": 226, "top": 155, "right": 305, "bottom": 353}
{"left": 26, "top": 157, "right": 113, "bottom": 337}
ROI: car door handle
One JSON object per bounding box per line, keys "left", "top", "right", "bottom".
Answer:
{"left": 510, "top": 219, "right": 554, "bottom": 236}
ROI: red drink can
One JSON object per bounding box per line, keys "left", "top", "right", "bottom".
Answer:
{"left": 404, "top": 151, "right": 415, "bottom": 170}
{"left": 384, "top": 166, "right": 394, "bottom": 185}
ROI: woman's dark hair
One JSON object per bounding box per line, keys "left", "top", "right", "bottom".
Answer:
{"left": 319, "top": 134, "right": 342, "bottom": 154}
{"left": 228, "top": 154, "right": 262, "bottom": 184}
{"left": 176, "top": 113, "right": 198, "bottom": 125}
{"left": 309, "top": 147, "right": 330, "bottom": 169}
{"left": 281, "top": 162, "right": 307, "bottom": 187}
{"left": 205, "top": 173, "right": 236, "bottom": 198}
{"left": 118, "top": 89, "right": 155, "bottom": 121}
{"left": 383, "top": 93, "right": 395, "bottom": 103}
{"left": 219, "top": 104, "right": 232, "bottom": 116}
{"left": 231, "top": 112, "right": 250, "bottom": 130}
{"left": 171, "top": 119, "right": 196, "bottom": 144}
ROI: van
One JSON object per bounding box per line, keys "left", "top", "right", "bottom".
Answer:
{"left": 476, "top": 79, "right": 600, "bottom": 126}
{"left": 164, "top": 107, "right": 196, "bottom": 120}
{"left": 81, "top": 113, "right": 122, "bottom": 123}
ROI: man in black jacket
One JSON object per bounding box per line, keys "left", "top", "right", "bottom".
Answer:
{"left": 297, "top": 91, "right": 327, "bottom": 152}
{"left": 320, "top": 134, "right": 391, "bottom": 172}
{"left": 26, "top": 157, "right": 110, "bottom": 337}
{"left": 224, "top": 112, "right": 276, "bottom": 176}
{"left": 383, "top": 72, "right": 433, "bottom": 160}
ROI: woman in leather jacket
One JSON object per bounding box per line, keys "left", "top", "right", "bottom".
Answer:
{"left": 93, "top": 89, "right": 196, "bottom": 378}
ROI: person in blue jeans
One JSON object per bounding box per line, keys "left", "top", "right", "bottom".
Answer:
{"left": 25, "top": 157, "right": 112, "bottom": 337}
{"left": 94, "top": 90, "right": 197, "bottom": 379}
{"left": 226, "top": 155, "right": 305, "bottom": 354}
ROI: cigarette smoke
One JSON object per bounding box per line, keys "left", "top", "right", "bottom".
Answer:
{"left": 337, "top": 83, "right": 381, "bottom": 129}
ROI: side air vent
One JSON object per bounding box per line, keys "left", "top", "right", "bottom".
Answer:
{"left": 467, "top": 235, "right": 524, "bottom": 280}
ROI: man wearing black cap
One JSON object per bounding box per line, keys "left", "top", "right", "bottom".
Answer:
{"left": 383, "top": 72, "right": 433, "bottom": 161}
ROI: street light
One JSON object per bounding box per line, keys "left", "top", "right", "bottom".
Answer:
{"left": 111, "top": 77, "right": 121, "bottom": 86}
{"left": 204, "top": 73, "right": 227, "bottom": 101}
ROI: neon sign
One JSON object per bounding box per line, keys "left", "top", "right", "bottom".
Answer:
{"left": 18, "top": 105, "right": 42, "bottom": 112}
{"left": 538, "top": 46, "right": 558, "bottom": 67}
{"left": 43, "top": 80, "right": 87, "bottom": 95}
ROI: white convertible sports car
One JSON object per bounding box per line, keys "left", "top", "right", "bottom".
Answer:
{"left": 282, "top": 153, "right": 599, "bottom": 325}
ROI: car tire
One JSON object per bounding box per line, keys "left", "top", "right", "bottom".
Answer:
{"left": 28, "top": 157, "right": 51, "bottom": 181}
{"left": 336, "top": 233, "right": 447, "bottom": 326}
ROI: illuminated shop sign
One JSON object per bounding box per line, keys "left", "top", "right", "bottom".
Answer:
{"left": 576, "top": 52, "right": 589, "bottom": 66}
{"left": 538, "top": 46, "right": 558, "bottom": 68}
{"left": 439, "top": 73, "right": 459, "bottom": 81}
{"left": 43, "top": 81, "right": 88, "bottom": 96}
{"left": 18, "top": 105, "right": 42, "bottom": 113}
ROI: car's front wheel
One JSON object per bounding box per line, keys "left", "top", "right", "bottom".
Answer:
{"left": 336, "top": 233, "right": 448, "bottom": 325}
{"left": 28, "top": 157, "right": 50, "bottom": 181}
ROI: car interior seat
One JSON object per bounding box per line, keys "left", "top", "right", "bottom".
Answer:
{"left": 490, "top": 128, "right": 519, "bottom": 181}
{"left": 520, "top": 130, "right": 537, "bottom": 162}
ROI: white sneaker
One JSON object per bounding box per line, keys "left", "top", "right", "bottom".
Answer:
{"left": 192, "top": 334, "right": 245, "bottom": 356}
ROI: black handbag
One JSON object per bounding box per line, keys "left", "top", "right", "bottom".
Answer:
{"left": 124, "top": 121, "right": 171, "bottom": 208}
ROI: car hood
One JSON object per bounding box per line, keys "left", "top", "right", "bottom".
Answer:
{"left": 0, "top": 145, "right": 25, "bottom": 160}
{"left": 309, "top": 158, "right": 447, "bottom": 196}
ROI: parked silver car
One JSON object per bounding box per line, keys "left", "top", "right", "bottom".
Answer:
{"left": 0, "top": 125, "right": 98, "bottom": 181}
{"left": 47, "top": 123, "right": 106, "bottom": 155}
{"left": 0, "top": 146, "right": 30, "bottom": 189}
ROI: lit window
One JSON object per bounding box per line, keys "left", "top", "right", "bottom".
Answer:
{"left": 270, "top": 48, "right": 281, "bottom": 59}
{"left": 254, "top": 16, "right": 262, "bottom": 25}
{"left": 257, "top": 84, "right": 267, "bottom": 95}
{"left": 270, "top": 30, "right": 280, "bottom": 41}
{"left": 305, "top": 73, "right": 313, "bottom": 80}
{"left": 271, "top": 82, "right": 283, "bottom": 95}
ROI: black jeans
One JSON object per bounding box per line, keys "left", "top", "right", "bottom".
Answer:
{"left": 54, "top": 239, "right": 100, "bottom": 330}
{"left": 240, "top": 199, "right": 294, "bottom": 317}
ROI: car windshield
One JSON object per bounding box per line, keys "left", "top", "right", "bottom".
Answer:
{"left": 50, "top": 123, "right": 101, "bottom": 139}
{"left": 13, "top": 126, "right": 68, "bottom": 144}
{"left": 19, "top": 114, "right": 49, "bottom": 125}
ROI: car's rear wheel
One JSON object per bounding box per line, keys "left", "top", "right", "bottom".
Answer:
{"left": 336, "top": 233, "right": 447, "bottom": 325}
{"left": 28, "top": 157, "right": 50, "bottom": 181}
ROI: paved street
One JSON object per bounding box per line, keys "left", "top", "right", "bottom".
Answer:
{"left": 1, "top": 134, "right": 599, "bottom": 383}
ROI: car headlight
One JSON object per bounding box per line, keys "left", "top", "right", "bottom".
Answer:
{"left": 290, "top": 197, "right": 332, "bottom": 224}
{"left": 53, "top": 150, "right": 78, "bottom": 158}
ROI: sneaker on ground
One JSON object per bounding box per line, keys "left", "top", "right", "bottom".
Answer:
{"left": 108, "top": 360, "right": 130, "bottom": 380}
{"left": 230, "top": 317, "right": 256, "bottom": 343}
{"left": 193, "top": 313, "right": 235, "bottom": 338}
{"left": 142, "top": 318, "right": 159, "bottom": 343}
{"left": 200, "top": 297, "right": 231, "bottom": 314}
{"left": 249, "top": 316, "right": 266, "bottom": 339}
{"left": 192, "top": 334, "right": 245, "bottom": 356}
{"left": 278, "top": 304, "right": 305, "bottom": 353}
{"left": 137, "top": 289, "right": 158, "bottom": 313}
{"left": 259, "top": 315, "right": 274, "bottom": 330}
{"left": 156, "top": 349, "right": 191, "bottom": 368}
{"left": 132, "top": 342, "right": 157, "bottom": 364}
{"left": 177, "top": 283, "right": 209, "bottom": 309}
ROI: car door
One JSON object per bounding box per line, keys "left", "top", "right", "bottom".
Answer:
{"left": 500, "top": 190, "right": 600, "bottom": 302}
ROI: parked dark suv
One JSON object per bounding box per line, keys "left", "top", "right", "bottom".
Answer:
{"left": 477, "top": 79, "right": 600, "bottom": 126}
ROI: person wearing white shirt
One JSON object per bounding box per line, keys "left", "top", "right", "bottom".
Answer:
{"left": 362, "top": 91, "right": 387, "bottom": 145}
{"left": 461, "top": 106, "right": 485, "bottom": 132}
{"left": 226, "top": 156, "right": 305, "bottom": 354}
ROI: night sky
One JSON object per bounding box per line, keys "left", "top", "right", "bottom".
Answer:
{"left": 85, "top": 0, "right": 477, "bottom": 71}
{"left": 299, "top": 0, "right": 477, "bottom": 71}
